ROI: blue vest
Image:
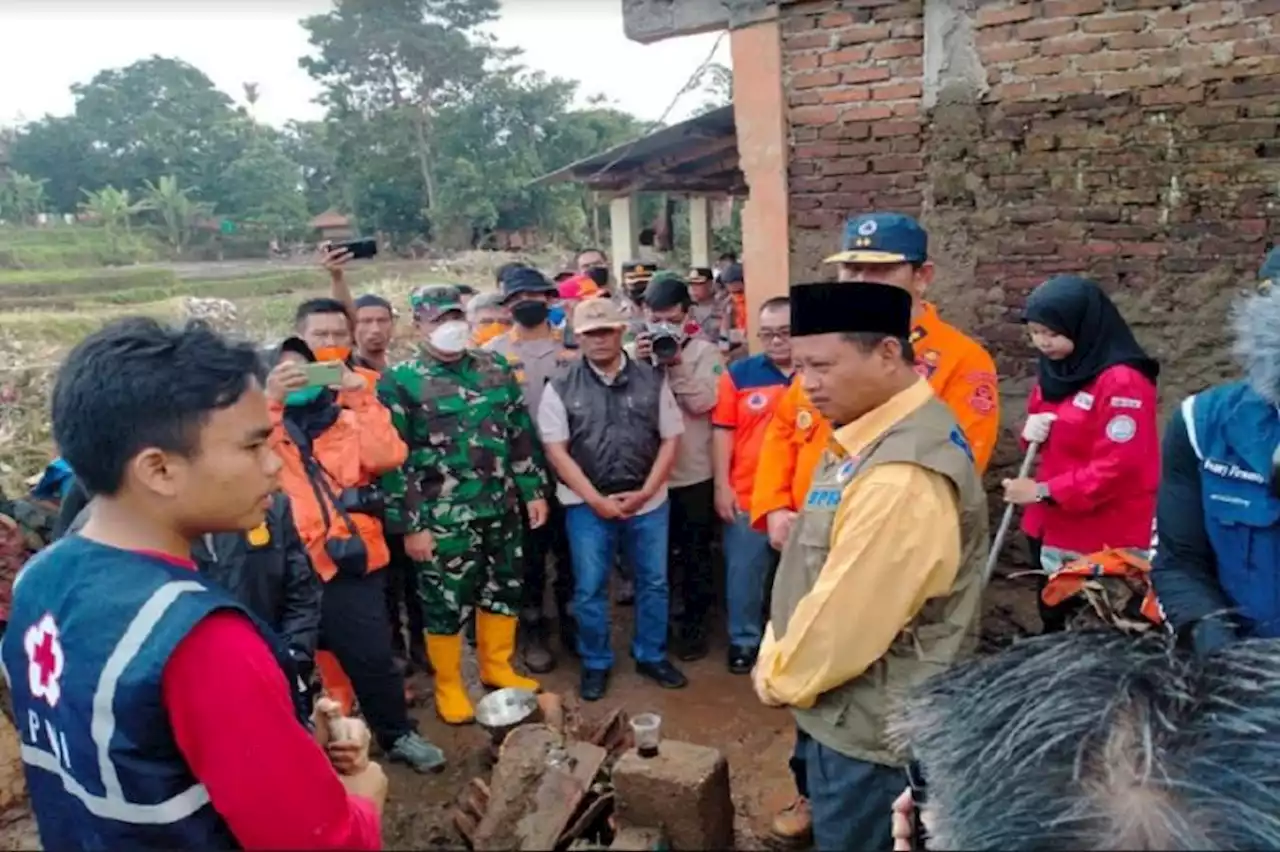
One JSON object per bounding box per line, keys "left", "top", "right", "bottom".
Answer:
{"left": 0, "top": 536, "right": 306, "bottom": 850}
{"left": 1186, "top": 381, "right": 1280, "bottom": 637}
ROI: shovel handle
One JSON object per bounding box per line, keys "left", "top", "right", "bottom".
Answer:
{"left": 983, "top": 442, "right": 1041, "bottom": 584}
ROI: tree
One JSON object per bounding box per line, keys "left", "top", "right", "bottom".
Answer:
{"left": 219, "top": 142, "right": 309, "bottom": 239}
{"left": 0, "top": 173, "right": 48, "bottom": 224}
{"left": 5, "top": 117, "right": 105, "bottom": 214}
{"left": 299, "top": 0, "right": 505, "bottom": 219}
{"left": 142, "top": 175, "right": 208, "bottom": 250}
{"left": 78, "top": 186, "right": 151, "bottom": 251}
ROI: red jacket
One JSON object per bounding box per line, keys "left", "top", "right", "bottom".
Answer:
{"left": 1020, "top": 364, "right": 1158, "bottom": 554}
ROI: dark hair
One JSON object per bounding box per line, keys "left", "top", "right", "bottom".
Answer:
{"left": 454, "top": 283, "right": 479, "bottom": 296}
{"left": 638, "top": 228, "right": 656, "bottom": 247}
{"left": 719, "top": 251, "right": 738, "bottom": 263}
{"left": 354, "top": 293, "right": 392, "bottom": 314}
{"left": 760, "top": 296, "right": 790, "bottom": 315}
{"left": 842, "top": 332, "right": 914, "bottom": 365}
{"left": 52, "top": 318, "right": 263, "bottom": 496}
{"left": 495, "top": 262, "right": 529, "bottom": 286}
{"left": 295, "top": 298, "right": 350, "bottom": 329}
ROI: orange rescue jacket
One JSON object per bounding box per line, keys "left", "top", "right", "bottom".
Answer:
{"left": 749, "top": 302, "right": 1000, "bottom": 528}
{"left": 269, "top": 385, "right": 408, "bottom": 582}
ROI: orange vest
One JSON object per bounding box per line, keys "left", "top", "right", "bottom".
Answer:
{"left": 749, "top": 303, "right": 1000, "bottom": 527}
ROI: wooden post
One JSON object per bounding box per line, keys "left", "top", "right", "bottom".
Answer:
{"left": 609, "top": 195, "right": 640, "bottom": 283}
{"left": 689, "top": 196, "right": 713, "bottom": 268}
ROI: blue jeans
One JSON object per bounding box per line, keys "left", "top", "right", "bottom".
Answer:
{"left": 794, "top": 730, "right": 902, "bottom": 851}
{"left": 723, "top": 511, "right": 772, "bottom": 648}
{"left": 565, "top": 500, "right": 670, "bottom": 670}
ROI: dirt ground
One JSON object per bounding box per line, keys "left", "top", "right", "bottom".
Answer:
{"left": 381, "top": 571, "right": 1041, "bottom": 849}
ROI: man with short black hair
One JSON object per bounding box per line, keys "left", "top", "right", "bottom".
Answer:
{"left": 4, "top": 318, "right": 385, "bottom": 848}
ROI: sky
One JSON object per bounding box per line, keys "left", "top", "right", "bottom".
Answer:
{"left": 0, "top": 0, "right": 730, "bottom": 129}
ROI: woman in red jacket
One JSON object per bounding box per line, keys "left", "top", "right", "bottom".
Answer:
{"left": 1001, "top": 275, "right": 1160, "bottom": 631}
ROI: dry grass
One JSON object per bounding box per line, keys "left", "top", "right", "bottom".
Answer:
{"left": 0, "top": 249, "right": 565, "bottom": 495}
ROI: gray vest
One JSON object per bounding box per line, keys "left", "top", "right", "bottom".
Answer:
{"left": 771, "top": 395, "right": 989, "bottom": 765}
{"left": 551, "top": 357, "right": 663, "bottom": 496}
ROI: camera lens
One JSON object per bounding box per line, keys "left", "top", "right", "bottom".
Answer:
{"left": 652, "top": 334, "right": 679, "bottom": 361}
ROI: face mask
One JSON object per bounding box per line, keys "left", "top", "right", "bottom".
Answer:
{"left": 511, "top": 299, "right": 550, "bottom": 328}
{"left": 587, "top": 266, "right": 610, "bottom": 288}
{"left": 548, "top": 304, "right": 566, "bottom": 327}
{"left": 472, "top": 322, "right": 507, "bottom": 346}
{"left": 629, "top": 286, "right": 648, "bottom": 304}
{"left": 284, "top": 385, "right": 326, "bottom": 408}
{"left": 313, "top": 345, "right": 351, "bottom": 363}
{"left": 429, "top": 320, "right": 471, "bottom": 354}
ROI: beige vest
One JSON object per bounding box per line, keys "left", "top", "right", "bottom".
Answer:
{"left": 770, "top": 396, "right": 989, "bottom": 766}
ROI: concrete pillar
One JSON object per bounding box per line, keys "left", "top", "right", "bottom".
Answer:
{"left": 609, "top": 194, "right": 640, "bottom": 284}
{"left": 689, "top": 196, "right": 713, "bottom": 268}
{"left": 730, "top": 14, "right": 790, "bottom": 352}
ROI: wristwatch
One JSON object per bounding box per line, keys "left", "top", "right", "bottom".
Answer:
{"left": 1034, "top": 482, "right": 1051, "bottom": 503}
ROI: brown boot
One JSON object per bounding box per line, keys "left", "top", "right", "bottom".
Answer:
{"left": 766, "top": 797, "right": 813, "bottom": 849}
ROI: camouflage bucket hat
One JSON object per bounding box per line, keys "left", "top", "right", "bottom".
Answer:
{"left": 410, "top": 284, "right": 465, "bottom": 320}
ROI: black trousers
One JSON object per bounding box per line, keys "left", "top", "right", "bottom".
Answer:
{"left": 521, "top": 497, "right": 574, "bottom": 621}
{"left": 320, "top": 570, "right": 412, "bottom": 749}
{"left": 668, "top": 479, "right": 717, "bottom": 628}
{"left": 383, "top": 533, "right": 424, "bottom": 657}
{"left": 1028, "top": 535, "right": 1078, "bottom": 633}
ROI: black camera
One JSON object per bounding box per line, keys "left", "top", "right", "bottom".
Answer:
{"left": 646, "top": 322, "right": 684, "bottom": 365}
{"left": 337, "top": 484, "right": 386, "bottom": 518}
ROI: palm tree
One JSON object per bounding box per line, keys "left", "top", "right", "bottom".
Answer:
{"left": 78, "top": 186, "right": 151, "bottom": 251}
{"left": 3, "top": 173, "right": 47, "bottom": 225}
{"left": 142, "top": 175, "right": 209, "bottom": 251}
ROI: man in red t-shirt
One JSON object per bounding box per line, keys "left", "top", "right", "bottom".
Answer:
{"left": 7, "top": 318, "right": 384, "bottom": 849}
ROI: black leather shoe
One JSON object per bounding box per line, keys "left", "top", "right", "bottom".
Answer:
{"left": 580, "top": 668, "right": 610, "bottom": 702}
{"left": 636, "top": 659, "right": 688, "bottom": 689}
{"left": 728, "top": 645, "right": 757, "bottom": 675}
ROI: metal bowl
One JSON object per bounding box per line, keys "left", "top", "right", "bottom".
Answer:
{"left": 475, "top": 688, "right": 542, "bottom": 743}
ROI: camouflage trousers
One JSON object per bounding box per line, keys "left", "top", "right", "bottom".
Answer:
{"left": 416, "top": 511, "right": 524, "bottom": 635}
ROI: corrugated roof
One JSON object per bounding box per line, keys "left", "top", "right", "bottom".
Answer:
{"left": 532, "top": 105, "right": 743, "bottom": 195}
{"left": 309, "top": 208, "right": 352, "bottom": 229}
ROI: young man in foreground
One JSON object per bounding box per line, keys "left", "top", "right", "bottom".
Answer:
{"left": 2, "top": 318, "right": 385, "bottom": 848}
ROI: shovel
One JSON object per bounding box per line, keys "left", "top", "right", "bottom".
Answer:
{"left": 983, "top": 442, "right": 1041, "bottom": 584}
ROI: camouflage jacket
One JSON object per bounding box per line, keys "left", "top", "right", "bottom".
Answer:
{"left": 378, "top": 349, "right": 549, "bottom": 532}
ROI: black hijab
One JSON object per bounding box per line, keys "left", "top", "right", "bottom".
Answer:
{"left": 1023, "top": 275, "right": 1158, "bottom": 402}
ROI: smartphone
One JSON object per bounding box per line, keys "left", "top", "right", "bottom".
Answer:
{"left": 332, "top": 237, "right": 378, "bottom": 260}
{"left": 303, "top": 360, "right": 343, "bottom": 389}
{"left": 906, "top": 761, "right": 929, "bottom": 851}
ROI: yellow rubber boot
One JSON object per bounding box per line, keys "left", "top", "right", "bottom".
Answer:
{"left": 423, "top": 633, "right": 475, "bottom": 725}
{"left": 476, "top": 611, "right": 540, "bottom": 691}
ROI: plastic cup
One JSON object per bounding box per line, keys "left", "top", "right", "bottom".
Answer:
{"left": 630, "top": 712, "right": 662, "bottom": 758}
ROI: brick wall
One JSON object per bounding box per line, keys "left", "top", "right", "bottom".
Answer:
{"left": 781, "top": 0, "right": 1280, "bottom": 473}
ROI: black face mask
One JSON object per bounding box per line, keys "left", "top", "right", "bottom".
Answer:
{"left": 587, "top": 266, "right": 610, "bottom": 288}
{"left": 511, "top": 299, "right": 549, "bottom": 328}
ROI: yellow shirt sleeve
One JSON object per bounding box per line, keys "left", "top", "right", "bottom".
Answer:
{"left": 757, "top": 462, "right": 962, "bottom": 710}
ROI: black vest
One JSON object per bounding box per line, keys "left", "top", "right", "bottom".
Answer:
{"left": 552, "top": 356, "right": 663, "bottom": 496}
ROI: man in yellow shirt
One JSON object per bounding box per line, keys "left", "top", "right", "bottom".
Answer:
{"left": 754, "top": 281, "right": 989, "bottom": 851}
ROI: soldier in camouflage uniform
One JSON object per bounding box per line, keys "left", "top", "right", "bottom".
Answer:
{"left": 379, "top": 284, "right": 551, "bottom": 725}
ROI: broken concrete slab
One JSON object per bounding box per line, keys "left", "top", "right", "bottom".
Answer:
{"left": 612, "top": 740, "right": 734, "bottom": 850}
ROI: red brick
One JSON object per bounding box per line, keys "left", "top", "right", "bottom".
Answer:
{"left": 989, "top": 81, "right": 1035, "bottom": 100}
{"left": 983, "top": 42, "right": 1036, "bottom": 63}
{"left": 820, "top": 87, "right": 872, "bottom": 103}
{"left": 1015, "top": 18, "right": 1078, "bottom": 40}
{"left": 820, "top": 11, "right": 857, "bottom": 28}
{"left": 841, "top": 66, "right": 892, "bottom": 83}
{"left": 789, "top": 54, "right": 821, "bottom": 71}
{"left": 1137, "top": 85, "right": 1205, "bottom": 105}
{"left": 840, "top": 23, "right": 892, "bottom": 44}
{"left": 1013, "top": 56, "right": 1071, "bottom": 76}
{"left": 871, "top": 119, "right": 921, "bottom": 138}
{"left": 791, "top": 105, "right": 840, "bottom": 125}
{"left": 1245, "top": 0, "right": 1280, "bottom": 13}
{"left": 975, "top": 25, "right": 1014, "bottom": 47}
{"left": 821, "top": 158, "right": 871, "bottom": 175}
{"left": 821, "top": 46, "right": 871, "bottom": 65}
{"left": 871, "top": 155, "right": 924, "bottom": 173}
{"left": 841, "top": 102, "right": 895, "bottom": 121}
{"left": 794, "top": 143, "right": 841, "bottom": 159}
{"left": 1152, "top": 10, "right": 1190, "bottom": 28}
{"left": 793, "top": 70, "right": 843, "bottom": 89}
{"left": 1095, "top": 69, "right": 1163, "bottom": 90}
{"left": 1080, "top": 12, "right": 1147, "bottom": 33}
{"left": 1076, "top": 51, "right": 1144, "bottom": 72}
{"left": 1034, "top": 75, "right": 1097, "bottom": 96}
{"left": 789, "top": 91, "right": 823, "bottom": 106}
{"left": 1043, "top": 0, "right": 1105, "bottom": 17}
{"left": 1188, "top": 24, "right": 1257, "bottom": 43}
{"left": 1040, "top": 36, "right": 1104, "bottom": 56}
{"left": 871, "top": 40, "right": 924, "bottom": 59}
{"left": 872, "top": 81, "right": 923, "bottom": 100}
{"left": 785, "top": 32, "right": 835, "bottom": 50}
{"left": 1106, "top": 31, "right": 1178, "bottom": 49}
{"left": 1187, "top": 2, "right": 1233, "bottom": 25}
{"left": 1236, "top": 37, "right": 1280, "bottom": 58}
{"left": 892, "top": 100, "right": 921, "bottom": 116}
{"left": 976, "top": 2, "right": 1034, "bottom": 27}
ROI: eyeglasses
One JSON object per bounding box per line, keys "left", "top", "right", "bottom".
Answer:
{"left": 757, "top": 329, "right": 791, "bottom": 343}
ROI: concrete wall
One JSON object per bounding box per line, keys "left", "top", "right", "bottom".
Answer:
{"left": 780, "top": 0, "right": 1280, "bottom": 475}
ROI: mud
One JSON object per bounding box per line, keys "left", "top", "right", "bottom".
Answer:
{"left": 382, "top": 571, "right": 1041, "bottom": 849}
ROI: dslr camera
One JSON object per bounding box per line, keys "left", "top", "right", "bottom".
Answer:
{"left": 646, "top": 322, "right": 685, "bottom": 365}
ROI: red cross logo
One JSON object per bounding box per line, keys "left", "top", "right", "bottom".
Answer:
{"left": 24, "top": 614, "right": 65, "bottom": 708}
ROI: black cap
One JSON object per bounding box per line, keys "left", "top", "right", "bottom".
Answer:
{"left": 721, "top": 262, "right": 744, "bottom": 284}
{"left": 644, "top": 271, "right": 691, "bottom": 311}
{"left": 621, "top": 261, "right": 657, "bottom": 287}
{"left": 278, "top": 336, "right": 316, "bottom": 362}
{"left": 789, "top": 282, "right": 911, "bottom": 338}
{"left": 500, "top": 266, "right": 557, "bottom": 300}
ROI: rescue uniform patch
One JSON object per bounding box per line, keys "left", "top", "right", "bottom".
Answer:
{"left": 1106, "top": 414, "right": 1137, "bottom": 443}
{"left": 1110, "top": 396, "right": 1143, "bottom": 409}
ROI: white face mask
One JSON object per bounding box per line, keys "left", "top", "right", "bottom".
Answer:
{"left": 429, "top": 320, "right": 470, "bottom": 354}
